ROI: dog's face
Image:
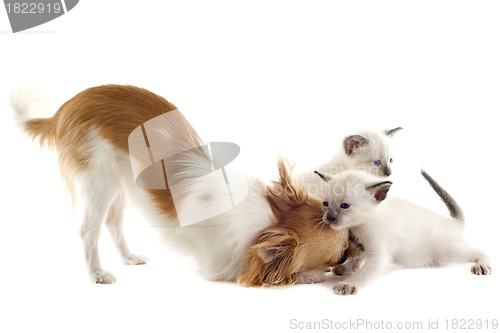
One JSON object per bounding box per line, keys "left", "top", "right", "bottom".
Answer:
{"left": 238, "top": 158, "right": 351, "bottom": 287}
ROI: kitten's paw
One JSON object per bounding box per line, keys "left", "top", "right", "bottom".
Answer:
{"left": 333, "top": 256, "right": 366, "bottom": 276}
{"left": 333, "top": 283, "right": 357, "bottom": 295}
{"left": 92, "top": 270, "right": 116, "bottom": 284}
{"left": 334, "top": 264, "right": 355, "bottom": 276}
{"left": 124, "top": 255, "right": 148, "bottom": 265}
{"left": 471, "top": 263, "right": 492, "bottom": 275}
{"left": 296, "top": 269, "right": 326, "bottom": 284}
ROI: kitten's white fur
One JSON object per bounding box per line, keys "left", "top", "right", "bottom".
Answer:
{"left": 302, "top": 129, "right": 400, "bottom": 198}
{"left": 316, "top": 170, "right": 491, "bottom": 295}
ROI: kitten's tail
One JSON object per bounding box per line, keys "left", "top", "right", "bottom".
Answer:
{"left": 421, "top": 169, "right": 464, "bottom": 223}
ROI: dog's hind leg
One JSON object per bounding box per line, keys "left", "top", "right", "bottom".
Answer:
{"left": 76, "top": 139, "right": 126, "bottom": 284}
{"left": 105, "top": 188, "right": 148, "bottom": 265}
{"left": 78, "top": 171, "right": 120, "bottom": 284}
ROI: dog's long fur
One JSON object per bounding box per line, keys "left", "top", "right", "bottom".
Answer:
{"left": 14, "top": 84, "right": 352, "bottom": 285}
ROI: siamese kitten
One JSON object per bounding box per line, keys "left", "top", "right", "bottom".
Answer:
{"left": 314, "top": 169, "right": 492, "bottom": 295}
{"left": 302, "top": 128, "right": 402, "bottom": 197}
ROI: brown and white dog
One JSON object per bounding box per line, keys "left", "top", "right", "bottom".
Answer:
{"left": 13, "top": 84, "right": 357, "bottom": 285}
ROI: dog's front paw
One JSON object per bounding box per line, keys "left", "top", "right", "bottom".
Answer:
{"left": 296, "top": 269, "right": 326, "bottom": 284}
{"left": 333, "top": 283, "right": 357, "bottom": 295}
{"left": 92, "top": 270, "right": 116, "bottom": 284}
{"left": 471, "top": 263, "right": 492, "bottom": 275}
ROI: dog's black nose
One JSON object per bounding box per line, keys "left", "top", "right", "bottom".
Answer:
{"left": 383, "top": 167, "right": 392, "bottom": 177}
{"left": 327, "top": 215, "right": 337, "bottom": 223}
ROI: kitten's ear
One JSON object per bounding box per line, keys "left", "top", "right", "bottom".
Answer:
{"left": 384, "top": 127, "right": 403, "bottom": 137}
{"left": 366, "top": 181, "right": 392, "bottom": 201}
{"left": 314, "top": 170, "right": 333, "bottom": 182}
{"left": 344, "top": 135, "right": 369, "bottom": 155}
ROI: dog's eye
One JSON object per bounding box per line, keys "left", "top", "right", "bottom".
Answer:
{"left": 373, "top": 160, "right": 381, "bottom": 166}
{"left": 389, "top": 157, "right": 393, "bottom": 163}
{"left": 340, "top": 203, "right": 351, "bottom": 209}
{"left": 323, "top": 201, "right": 329, "bottom": 207}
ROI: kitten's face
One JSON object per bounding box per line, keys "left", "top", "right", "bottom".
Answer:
{"left": 349, "top": 149, "right": 394, "bottom": 177}
{"left": 343, "top": 128, "right": 401, "bottom": 177}
{"left": 315, "top": 171, "right": 392, "bottom": 230}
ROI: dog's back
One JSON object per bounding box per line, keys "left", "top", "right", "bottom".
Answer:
{"left": 17, "top": 85, "right": 202, "bottom": 219}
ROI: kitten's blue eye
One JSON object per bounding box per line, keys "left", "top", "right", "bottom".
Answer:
{"left": 390, "top": 158, "right": 393, "bottom": 163}
{"left": 373, "top": 160, "right": 381, "bottom": 166}
{"left": 340, "top": 203, "right": 351, "bottom": 209}
{"left": 323, "top": 201, "right": 329, "bottom": 207}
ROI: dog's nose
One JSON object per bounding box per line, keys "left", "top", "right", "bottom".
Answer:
{"left": 327, "top": 215, "right": 337, "bottom": 223}
{"left": 383, "top": 167, "right": 391, "bottom": 177}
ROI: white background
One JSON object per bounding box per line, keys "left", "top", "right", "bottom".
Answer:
{"left": 1, "top": 1, "right": 499, "bottom": 332}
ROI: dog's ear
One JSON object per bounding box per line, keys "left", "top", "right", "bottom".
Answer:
{"left": 366, "top": 181, "right": 392, "bottom": 202}
{"left": 238, "top": 226, "right": 299, "bottom": 287}
{"left": 268, "top": 157, "right": 308, "bottom": 209}
{"left": 384, "top": 127, "right": 403, "bottom": 137}
{"left": 344, "top": 135, "right": 369, "bottom": 155}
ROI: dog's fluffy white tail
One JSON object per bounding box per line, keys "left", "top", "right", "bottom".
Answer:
{"left": 10, "top": 84, "right": 55, "bottom": 128}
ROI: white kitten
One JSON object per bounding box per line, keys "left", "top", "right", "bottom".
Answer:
{"left": 314, "top": 169, "right": 492, "bottom": 295}
{"left": 302, "top": 128, "right": 402, "bottom": 197}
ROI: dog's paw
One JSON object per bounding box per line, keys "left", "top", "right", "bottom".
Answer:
{"left": 92, "top": 270, "right": 116, "bottom": 284}
{"left": 333, "top": 283, "right": 357, "bottom": 295}
{"left": 471, "top": 263, "right": 492, "bottom": 275}
{"left": 124, "top": 255, "right": 148, "bottom": 265}
{"left": 296, "top": 269, "right": 326, "bottom": 284}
